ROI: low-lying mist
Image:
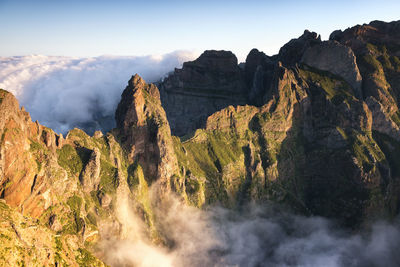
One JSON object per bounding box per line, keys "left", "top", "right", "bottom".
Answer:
{"left": 0, "top": 51, "right": 198, "bottom": 134}
{"left": 100, "top": 186, "right": 400, "bottom": 267}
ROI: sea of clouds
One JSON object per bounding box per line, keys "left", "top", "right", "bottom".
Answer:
{"left": 101, "top": 187, "right": 400, "bottom": 267}
{"left": 0, "top": 51, "right": 198, "bottom": 134}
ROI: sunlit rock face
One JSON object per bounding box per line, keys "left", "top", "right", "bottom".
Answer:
{"left": 115, "top": 74, "right": 182, "bottom": 194}
{"left": 158, "top": 20, "right": 400, "bottom": 227}
{"left": 330, "top": 20, "right": 400, "bottom": 142}
{"left": 301, "top": 40, "right": 363, "bottom": 98}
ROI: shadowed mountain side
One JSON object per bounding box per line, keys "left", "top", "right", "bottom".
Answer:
{"left": 158, "top": 50, "right": 249, "bottom": 136}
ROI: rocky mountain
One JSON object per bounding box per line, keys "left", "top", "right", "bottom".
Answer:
{"left": 1, "top": 19, "right": 400, "bottom": 265}
{"left": 158, "top": 50, "right": 249, "bottom": 136}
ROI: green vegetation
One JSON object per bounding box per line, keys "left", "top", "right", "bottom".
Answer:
{"left": 253, "top": 112, "right": 272, "bottom": 126}
{"left": 373, "top": 131, "right": 400, "bottom": 176}
{"left": 127, "top": 162, "right": 159, "bottom": 240}
{"left": 66, "top": 195, "right": 84, "bottom": 233}
{"left": 29, "top": 140, "right": 44, "bottom": 152}
{"left": 366, "top": 43, "right": 399, "bottom": 71}
{"left": 363, "top": 54, "right": 384, "bottom": 73}
{"left": 86, "top": 212, "right": 97, "bottom": 226}
{"left": 350, "top": 132, "right": 385, "bottom": 173}
{"left": 0, "top": 233, "right": 12, "bottom": 241}
{"left": 391, "top": 111, "right": 400, "bottom": 127}
{"left": 299, "top": 65, "right": 355, "bottom": 106}
{"left": 29, "top": 139, "right": 48, "bottom": 172}
{"left": 99, "top": 160, "right": 118, "bottom": 193}
{"left": 94, "top": 136, "right": 112, "bottom": 162}
{"left": 67, "top": 128, "right": 91, "bottom": 147}
{"left": 54, "top": 252, "right": 67, "bottom": 266}
{"left": 57, "top": 144, "right": 84, "bottom": 175}
{"left": 390, "top": 56, "right": 400, "bottom": 72}
{"left": 75, "top": 248, "right": 101, "bottom": 266}
{"left": 361, "top": 44, "right": 394, "bottom": 95}
{"left": 173, "top": 130, "right": 247, "bottom": 205}
{"left": 67, "top": 195, "right": 82, "bottom": 215}
{"left": 336, "top": 127, "right": 348, "bottom": 140}
{"left": 127, "top": 161, "right": 143, "bottom": 189}
{"left": 54, "top": 236, "right": 62, "bottom": 251}
{"left": 176, "top": 131, "right": 242, "bottom": 178}
{"left": 208, "top": 131, "right": 243, "bottom": 167}
{"left": 0, "top": 201, "right": 9, "bottom": 211}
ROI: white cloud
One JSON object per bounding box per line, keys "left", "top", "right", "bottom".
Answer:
{"left": 0, "top": 51, "right": 198, "bottom": 134}
{"left": 101, "top": 192, "right": 400, "bottom": 267}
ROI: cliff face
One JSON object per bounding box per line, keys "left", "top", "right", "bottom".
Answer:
{"left": 1, "top": 19, "right": 400, "bottom": 265}
{"left": 158, "top": 50, "right": 248, "bottom": 136}
{"left": 331, "top": 20, "right": 400, "bottom": 141}
{"left": 115, "top": 74, "right": 182, "bottom": 194}
{"left": 0, "top": 89, "right": 107, "bottom": 265}
{"left": 0, "top": 76, "right": 200, "bottom": 265}
{"left": 163, "top": 20, "right": 400, "bottom": 227}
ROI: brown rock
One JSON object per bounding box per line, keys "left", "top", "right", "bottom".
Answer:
{"left": 159, "top": 50, "right": 248, "bottom": 136}
{"left": 98, "top": 192, "right": 112, "bottom": 208}
{"left": 115, "top": 74, "right": 181, "bottom": 192}
{"left": 301, "top": 41, "right": 363, "bottom": 98}
{"left": 366, "top": 96, "right": 400, "bottom": 140}
{"left": 79, "top": 148, "right": 101, "bottom": 192}
{"left": 93, "top": 130, "right": 103, "bottom": 138}
{"left": 278, "top": 30, "right": 321, "bottom": 66}
{"left": 244, "top": 49, "right": 276, "bottom": 106}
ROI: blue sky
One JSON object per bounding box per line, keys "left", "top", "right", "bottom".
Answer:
{"left": 1, "top": 0, "right": 399, "bottom": 61}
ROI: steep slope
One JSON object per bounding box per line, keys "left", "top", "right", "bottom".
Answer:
{"left": 0, "top": 89, "right": 107, "bottom": 265}
{"left": 115, "top": 74, "right": 182, "bottom": 195}
{"left": 158, "top": 50, "right": 248, "bottom": 136}
{"left": 0, "top": 76, "right": 203, "bottom": 265}
{"left": 166, "top": 20, "right": 400, "bottom": 227}
{"left": 0, "top": 200, "right": 105, "bottom": 266}
{"left": 331, "top": 20, "right": 400, "bottom": 140}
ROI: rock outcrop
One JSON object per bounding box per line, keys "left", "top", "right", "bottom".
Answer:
{"left": 330, "top": 20, "right": 400, "bottom": 142}
{"left": 0, "top": 200, "right": 105, "bottom": 266}
{"left": 79, "top": 148, "right": 101, "bottom": 192}
{"left": 115, "top": 74, "right": 182, "bottom": 195}
{"left": 166, "top": 21, "right": 400, "bottom": 226}
{"left": 0, "top": 89, "right": 65, "bottom": 216}
{"left": 301, "top": 40, "right": 363, "bottom": 98}
{"left": 278, "top": 30, "right": 321, "bottom": 66}
{"left": 159, "top": 50, "right": 248, "bottom": 136}
{"left": 244, "top": 49, "right": 276, "bottom": 106}
{"left": 0, "top": 90, "right": 106, "bottom": 265}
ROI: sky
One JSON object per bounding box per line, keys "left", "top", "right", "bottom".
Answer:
{"left": 1, "top": 0, "right": 400, "bottom": 61}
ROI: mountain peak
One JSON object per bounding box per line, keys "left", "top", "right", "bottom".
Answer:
{"left": 128, "top": 73, "right": 146, "bottom": 88}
